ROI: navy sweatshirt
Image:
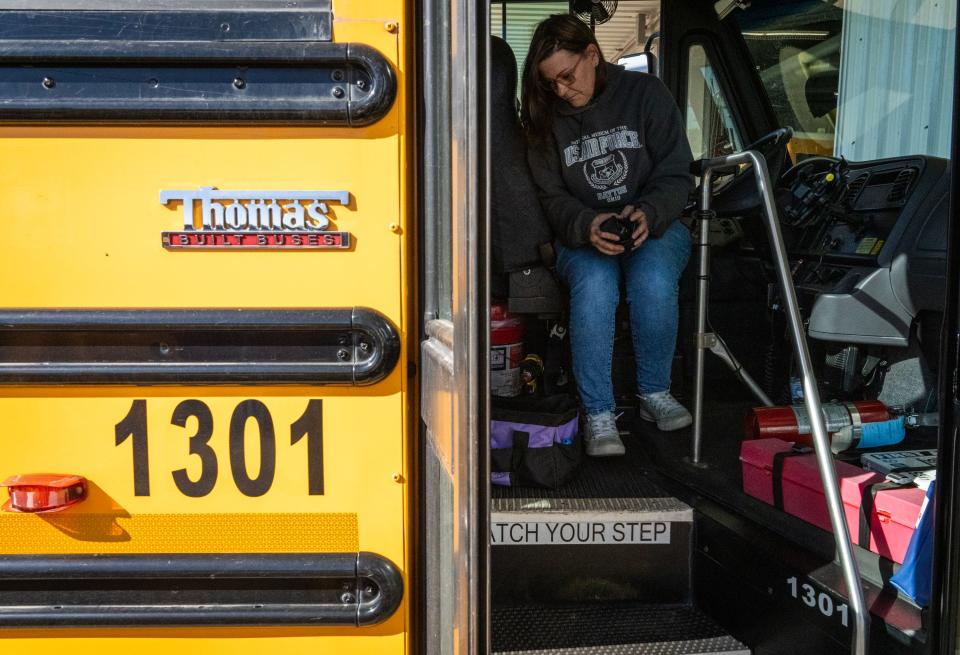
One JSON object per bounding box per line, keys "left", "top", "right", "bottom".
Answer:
{"left": 528, "top": 63, "right": 694, "bottom": 247}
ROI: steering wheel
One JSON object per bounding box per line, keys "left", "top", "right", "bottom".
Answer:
{"left": 711, "top": 127, "right": 793, "bottom": 217}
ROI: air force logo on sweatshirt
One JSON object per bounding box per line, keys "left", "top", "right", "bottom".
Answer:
{"left": 586, "top": 152, "right": 628, "bottom": 189}
{"left": 563, "top": 126, "right": 641, "bottom": 201}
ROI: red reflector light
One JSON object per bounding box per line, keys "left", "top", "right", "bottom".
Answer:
{"left": 1, "top": 474, "right": 87, "bottom": 513}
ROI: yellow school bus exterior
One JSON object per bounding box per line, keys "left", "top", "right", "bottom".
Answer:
{"left": 0, "top": 1, "right": 427, "bottom": 653}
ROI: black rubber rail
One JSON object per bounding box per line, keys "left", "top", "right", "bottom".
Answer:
{"left": 0, "top": 307, "right": 400, "bottom": 385}
{"left": 0, "top": 8, "right": 334, "bottom": 43}
{"left": 0, "top": 35, "right": 396, "bottom": 124}
{"left": 0, "top": 552, "right": 403, "bottom": 627}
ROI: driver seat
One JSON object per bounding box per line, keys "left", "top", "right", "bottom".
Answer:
{"left": 490, "top": 35, "right": 562, "bottom": 315}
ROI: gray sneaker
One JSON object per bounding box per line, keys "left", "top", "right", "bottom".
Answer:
{"left": 583, "top": 411, "right": 625, "bottom": 457}
{"left": 636, "top": 391, "right": 693, "bottom": 431}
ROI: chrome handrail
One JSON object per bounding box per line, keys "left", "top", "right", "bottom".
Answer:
{"left": 692, "top": 166, "right": 774, "bottom": 464}
{"left": 693, "top": 150, "right": 869, "bottom": 655}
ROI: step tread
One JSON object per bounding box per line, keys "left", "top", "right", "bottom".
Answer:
{"left": 492, "top": 438, "right": 664, "bottom": 502}
{"left": 493, "top": 437, "right": 689, "bottom": 519}
{"left": 492, "top": 495, "right": 690, "bottom": 516}
{"left": 493, "top": 461, "right": 692, "bottom": 526}
{"left": 492, "top": 602, "right": 749, "bottom": 654}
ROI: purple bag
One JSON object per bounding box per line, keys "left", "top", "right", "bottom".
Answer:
{"left": 490, "top": 394, "right": 581, "bottom": 488}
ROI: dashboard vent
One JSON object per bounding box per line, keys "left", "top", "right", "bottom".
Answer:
{"left": 887, "top": 168, "right": 916, "bottom": 203}
{"left": 846, "top": 174, "right": 868, "bottom": 207}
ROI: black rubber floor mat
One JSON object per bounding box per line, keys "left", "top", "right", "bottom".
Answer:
{"left": 492, "top": 602, "right": 749, "bottom": 654}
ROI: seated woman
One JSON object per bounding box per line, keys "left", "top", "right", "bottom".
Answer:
{"left": 522, "top": 14, "right": 694, "bottom": 457}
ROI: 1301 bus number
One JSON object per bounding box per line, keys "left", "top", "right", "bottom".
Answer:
{"left": 786, "top": 576, "right": 849, "bottom": 628}
{"left": 115, "top": 399, "right": 324, "bottom": 497}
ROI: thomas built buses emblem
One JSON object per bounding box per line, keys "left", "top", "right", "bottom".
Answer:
{"left": 160, "top": 187, "right": 351, "bottom": 250}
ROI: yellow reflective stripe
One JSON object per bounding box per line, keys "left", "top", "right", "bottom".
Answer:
{"left": 0, "top": 513, "right": 358, "bottom": 554}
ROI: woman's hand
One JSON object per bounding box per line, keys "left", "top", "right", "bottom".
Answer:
{"left": 621, "top": 204, "right": 649, "bottom": 249}
{"left": 589, "top": 212, "right": 625, "bottom": 255}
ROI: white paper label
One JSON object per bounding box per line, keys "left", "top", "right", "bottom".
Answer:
{"left": 490, "top": 520, "right": 670, "bottom": 545}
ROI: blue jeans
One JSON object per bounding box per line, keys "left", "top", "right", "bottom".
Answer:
{"left": 556, "top": 219, "right": 692, "bottom": 415}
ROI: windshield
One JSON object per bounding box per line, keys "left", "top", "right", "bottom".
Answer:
{"left": 735, "top": 0, "right": 956, "bottom": 161}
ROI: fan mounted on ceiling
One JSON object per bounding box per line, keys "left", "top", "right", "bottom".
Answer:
{"left": 569, "top": 0, "right": 618, "bottom": 29}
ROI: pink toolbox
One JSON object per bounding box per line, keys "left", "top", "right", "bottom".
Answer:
{"left": 740, "top": 438, "right": 926, "bottom": 564}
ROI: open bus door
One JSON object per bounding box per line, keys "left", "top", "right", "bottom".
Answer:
{"left": 0, "top": 1, "right": 415, "bottom": 653}
{"left": 418, "top": 0, "right": 488, "bottom": 653}
{"left": 487, "top": 1, "right": 959, "bottom": 653}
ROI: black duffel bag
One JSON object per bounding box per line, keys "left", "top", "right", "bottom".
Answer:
{"left": 490, "top": 394, "right": 581, "bottom": 488}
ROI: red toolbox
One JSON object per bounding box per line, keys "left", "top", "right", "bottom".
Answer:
{"left": 740, "top": 438, "right": 925, "bottom": 564}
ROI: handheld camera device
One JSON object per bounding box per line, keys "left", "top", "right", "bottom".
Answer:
{"left": 599, "top": 215, "right": 635, "bottom": 253}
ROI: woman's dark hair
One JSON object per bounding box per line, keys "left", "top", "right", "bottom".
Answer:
{"left": 521, "top": 14, "right": 607, "bottom": 147}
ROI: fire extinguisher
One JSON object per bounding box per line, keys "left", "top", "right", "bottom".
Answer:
{"left": 490, "top": 303, "right": 525, "bottom": 397}
{"left": 746, "top": 400, "right": 890, "bottom": 447}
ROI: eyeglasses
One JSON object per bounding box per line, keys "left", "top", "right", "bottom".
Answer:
{"left": 539, "top": 53, "right": 587, "bottom": 93}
